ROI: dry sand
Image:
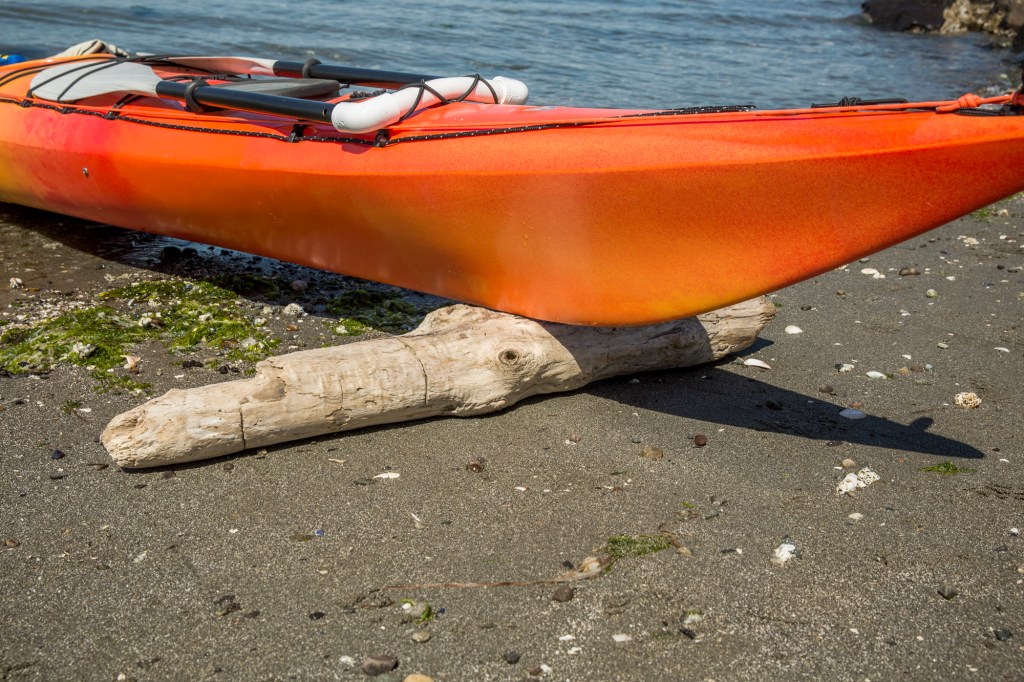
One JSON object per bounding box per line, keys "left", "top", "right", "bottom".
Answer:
{"left": 1, "top": 198, "right": 1022, "bottom": 681}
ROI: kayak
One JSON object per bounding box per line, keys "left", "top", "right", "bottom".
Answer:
{"left": 2, "top": 53, "right": 1024, "bottom": 325}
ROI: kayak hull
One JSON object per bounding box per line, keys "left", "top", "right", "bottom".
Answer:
{"left": 3, "top": 56, "right": 1024, "bottom": 325}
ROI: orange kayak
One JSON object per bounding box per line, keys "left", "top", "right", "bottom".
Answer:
{"left": 3, "top": 54, "right": 1024, "bottom": 325}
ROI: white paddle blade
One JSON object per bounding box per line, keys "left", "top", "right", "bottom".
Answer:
{"left": 29, "top": 60, "right": 162, "bottom": 102}
{"left": 162, "top": 56, "right": 278, "bottom": 77}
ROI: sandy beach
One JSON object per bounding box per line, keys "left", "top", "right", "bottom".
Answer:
{"left": 1, "top": 195, "right": 1022, "bottom": 680}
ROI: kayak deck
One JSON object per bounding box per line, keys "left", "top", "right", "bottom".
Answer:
{"left": 3, "top": 55, "right": 1024, "bottom": 325}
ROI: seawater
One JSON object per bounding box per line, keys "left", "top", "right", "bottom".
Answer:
{"left": 0, "top": 0, "right": 1016, "bottom": 108}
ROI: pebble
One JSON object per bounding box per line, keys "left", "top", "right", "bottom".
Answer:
{"left": 51, "top": 449, "right": 65, "bottom": 460}
{"left": 848, "top": 513, "right": 865, "bottom": 521}
{"left": 503, "top": 651, "right": 521, "bottom": 665}
{"left": 994, "top": 628, "right": 1014, "bottom": 641}
{"left": 361, "top": 655, "right": 399, "bottom": 676}
{"left": 925, "top": 289, "right": 939, "bottom": 298}
{"left": 9, "top": 277, "right": 24, "bottom": 289}
{"left": 5, "top": 538, "right": 20, "bottom": 548}
{"left": 954, "top": 392, "right": 982, "bottom": 409}
{"left": 283, "top": 302, "right": 305, "bottom": 316}
{"left": 837, "top": 363, "right": 855, "bottom": 373}
{"left": 641, "top": 445, "right": 665, "bottom": 460}
{"left": 49, "top": 472, "right": 65, "bottom": 480}
{"left": 899, "top": 267, "right": 921, "bottom": 276}
{"left": 865, "top": 371, "right": 886, "bottom": 379}
{"left": 841, "top": 458, "right": 857, "bottom": 468}
{"left": 290, "top": 279, "right": 308, "bottom": 291}
{"left": 612, "top": 633, "right": 633, "bottom": 643}
{"left": 403, "top": 676, "right": 433, "bottom": 682}
{"left": 860, "top": 267, "right": 885, "bottom": 279}
{"left": 551, "top": 585, "right": 575, "bottom": 602}
{"left": 937, "top": 586, "right": 959, "bottom": 601}
{"left": 784, "top": 325, "right": 803, "bottom": 334}
{"left": 410, "top": 629, "right": 431, "bottom": 643}
{"left": 465, "top": 458, "right": 484, "bottom": 473}
{"left": 693, "top": 434, "right": 708, "bottom": 447}
{"left": 936, "top": 342, "right": 949, "bottom": 349}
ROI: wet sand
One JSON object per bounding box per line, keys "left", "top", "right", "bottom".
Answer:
{"left": 1, "top": 199, "right": 1022, "bottom": 681}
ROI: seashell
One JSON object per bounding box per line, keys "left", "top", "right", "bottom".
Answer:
{"left": 743, "top": 358, "right": 771, "bottom": 370}
{"left": 784, "top": 325, "right": 803, "bottom": 334}
{"left": 864, "top": 371, "right": 886, "bottom": 379}
{"left": 373, "top": 472, "right": 400, "bottom": 480}
{"left": 839, "top": 408, "right": 866, "bottom": 419}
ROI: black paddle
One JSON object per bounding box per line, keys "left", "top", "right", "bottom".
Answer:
{"left": 159, "top": 55, "right": 440, "bottom": 87}
{"left": 28, "top": 60, "right": 528, "bottom": 133}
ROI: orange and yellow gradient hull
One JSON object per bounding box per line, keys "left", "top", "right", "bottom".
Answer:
{"left": 3, "top": 56, "right": 1024, "bottom": 325}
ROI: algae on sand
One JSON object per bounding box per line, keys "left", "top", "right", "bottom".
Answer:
{"left": 0, "top": 278, "right": 278, "bottom": 391}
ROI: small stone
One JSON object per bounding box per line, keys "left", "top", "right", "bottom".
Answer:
{"left": 290, "top": 279, "right": 308, "bottom": 292}
{"left": 693, "top": 434, "right": 708, "bottom": 447}
{"left": 937, "top": 586, "right": 959, "bottom": 600}
{"left": 848, "top": 513, "right": 865, "bottom": 521}
{"left": 936, "top": 341, "right": 949, "bottom": 349}
{"left": 954, "top": 392, "right": 981, "bottom": 409}
{"left": 5, "top": 538, "right": 20, "bottom": 548}
{"left": 841, "top": 458, "right": 857, "bottom": 468}
{"left": 784, "top": 325, "right": 803, "bottom": 334}
{"left": 503, "top": 651, "right": 521, "bottom": 665}
{"left": 837, "top": 363, "right": 855, "bottom": 373}
{"left": 994, "top": 628, "right": 1013, "bottom": 641}
{"left": 361, "top": 654, "right": 399, "bottom": 676}
{"left": 839, "top": 408, "right": 866, "bottom": 420}
{"left": 925, "top": 289, "right": 939, "bottom": 298}
{"left": 465, "top": 459, "right": 484, "bottom": 473}
{"left": 402, "top": 675, "right": 434, "bottom": 682}
{"left": 865, "top": 371, "right": 886, "bottom": 379}
{"left": 551, "top": 585, "right": 575, "bottom": 602}
{"left": 526, "top": 666, "right": 544, "bottom": 677}
{"left": 308, "top": 611, "right": 326, "bottom": 620}
{"left": 51, "top": 449, "right": 66, "bottom": 460}
{"left": 641, "top": 445, "right": 665, "bottom": 460}
{"left": 9, "top": 277, "right": 24, "bottom": 289}
{"left": 283, "top": 303, "right": 305, "bottom": 316}
{"left": 819, "top": 384, "right": 836, "bottom": 395}
{"left": 899, "top": 267, "right": 921, "bottom": 276}
{"left": 49, "top": 472, "right": 65, "bottom": 480}
{"left": 410, "top": 629, "right": 431, "bottom": 643}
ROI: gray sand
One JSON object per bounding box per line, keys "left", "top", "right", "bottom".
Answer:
{"left": 1, "top": 198, "right": 1022, "bottom": 681}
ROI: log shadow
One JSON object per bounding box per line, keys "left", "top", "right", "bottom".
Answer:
{"left": 584, "top": 362, "right": 986, "bottom": 459}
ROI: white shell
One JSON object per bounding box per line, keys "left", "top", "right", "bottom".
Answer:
{"left": 743, "top": 358, "right": 772, "bottom": 369}
{"left": 864, "top": 371, "right": 886, "bottom": 379}
{"left": 839, "top": 408, "right": 867, "bottom": 419}
{"left": 784, "top": 325, "right": 803, "bottom": 334}
{"left": 373, "top": 472, "right": 401, "bottom": 480}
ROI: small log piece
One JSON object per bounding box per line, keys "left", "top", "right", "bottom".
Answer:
{"left": 101, "top": 298, "right": 775, "bottom": 468}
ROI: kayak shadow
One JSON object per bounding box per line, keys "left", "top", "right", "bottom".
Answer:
{"left": 587, "top": 363, "right": 987, "bottom": 460}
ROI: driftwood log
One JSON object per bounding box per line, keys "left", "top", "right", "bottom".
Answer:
{"left": 101, "top": 298, "right": 775, "bottom": 468}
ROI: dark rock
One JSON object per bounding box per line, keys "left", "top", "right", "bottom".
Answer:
{"left": 48, "top": 472, "right": 65, "bottom": 480}
{"left": 181, "top": 359, "right": 204, "bottom": 369}
{"left": 465, "top": 458, "right": 484, "bottom": 473}
{"left": 862, "top": 0, "right": 949, "bottom": 32}
{"left": 680, "top": 626, "right": 697, "bottom": 640}
{"left": 694, "top": 434, "right": 708, "bottom": 447}
{"left": 50, "top": 449, "right": 65, "bottom": 460}
{"left": 937, "top": 585, "right": 959, "bottom": 600}
{"left": 551, "top": 585, "right": 575, "bottom": 602}
{"left": 503, "top": 650, "right": 521, "bottom": 664}
{"left": 360, "top": 655, "right": 398, "bottom": 676}
{"left": 995, "top": 628, "right": 1014, "bottom": 641}
{"left": 308, "top": 611, "right": 326, "bottom": 620}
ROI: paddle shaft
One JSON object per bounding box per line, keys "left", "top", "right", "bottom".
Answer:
{"left": 270, "top": 60, "right": 439, "bottom": 86}
{"left": 154, "top": 79, "right": 333, "bottom": 123}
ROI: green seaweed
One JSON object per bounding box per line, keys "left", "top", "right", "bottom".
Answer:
{"left": 603, "top": 533, "right": 673, "bottom": 560}
{"left": 920, "top": 460, "right": 974, "bottom": 476}
{"left": 0, "top": 278, "right": 278, "bottom": 391}
{"left": 206, "top": 273, "right": 286, "bottom": 301}
{"left": 324, "top": 288, "right": 426, "bottom": 333}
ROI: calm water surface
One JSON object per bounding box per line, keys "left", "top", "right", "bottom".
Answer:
{"left": 0, "top": 0, "right": 1015, "bottom": 108}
